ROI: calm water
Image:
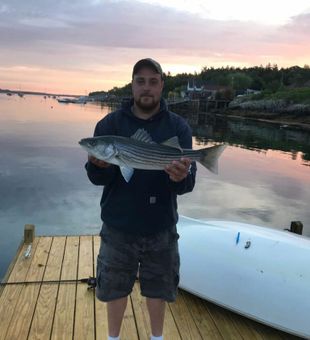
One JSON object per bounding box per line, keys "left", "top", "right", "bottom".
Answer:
{"left": 0, "top": 94, "right": 310, "bottom": 279}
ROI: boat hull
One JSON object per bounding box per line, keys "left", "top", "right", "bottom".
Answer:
{"left": 177, "top": 216, "right": 310, "bottom": 338}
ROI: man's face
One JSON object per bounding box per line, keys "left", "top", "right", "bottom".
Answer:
{"left": 132, "top": 67, "right": 164, "bottom": 112}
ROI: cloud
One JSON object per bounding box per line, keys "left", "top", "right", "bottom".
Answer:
{"left": 0, "top": 0, "right": 267, "bottom": 51}
{"left": 282, "top": 12, "right": 310, "bottom": 37}
{"left": 0, "top": 2, "right": 270, "bottom": 58}
{"left": 1, "top": 0, "right": 308, "bottom": 55}
{"left": 0, "top": 0, "right": 309, "bottom": 92}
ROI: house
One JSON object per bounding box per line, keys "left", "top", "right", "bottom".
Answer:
{"left": 186, "top": 79, "right": 204, "bottom": 99}
{"left": 186, "top": 79, "right": 232, "bottom": 100}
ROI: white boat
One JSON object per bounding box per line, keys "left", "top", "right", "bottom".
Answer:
{"left": 57, "top": 97, "right": 74, "bottom": 103}
{"left": 75, "top": 96, "right": 89, "bottom": 104}
{"left": 57, "top": 96, "right": 89, "bottom": 104}
{"left": 177, "top": 215, "right": 310, "bottom": 338}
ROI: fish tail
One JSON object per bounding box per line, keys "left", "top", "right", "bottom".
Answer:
{"left": 199, "top": 144, "right": 226, "bottom": 174}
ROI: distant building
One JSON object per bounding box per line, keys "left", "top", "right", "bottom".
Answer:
{"left": 187, "top": 80, "right": 203, "bottom": 92}
{"left": 186, "top": 79, "right": 231, "bottom": 100}
{"left": 186, "top": 79, "right": 204, "bottom": 99}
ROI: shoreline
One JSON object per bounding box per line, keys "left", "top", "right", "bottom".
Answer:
{"left": 217, "top": 109, "right": 310, "bottom": 132}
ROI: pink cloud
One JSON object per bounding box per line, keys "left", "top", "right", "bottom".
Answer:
{"left": 0, "top": 0, "right": 309, "bottom": 93}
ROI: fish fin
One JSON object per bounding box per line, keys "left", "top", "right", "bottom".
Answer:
{"left": 200, "top": 144, "right": 226, "bottom": 174}
{"left": 161, "top": 136, "right": 182, "bottom": 150}
{"left": 131, "top": 128, "right": 154, "bottom": 143}
{"left": 120, "top": 166, "right": 134, "bottom": 182}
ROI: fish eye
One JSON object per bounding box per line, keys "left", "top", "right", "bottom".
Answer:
{"left": 89, "top": 140, "right": 97, "bottom": 146}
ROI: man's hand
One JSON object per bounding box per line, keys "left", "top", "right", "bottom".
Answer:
{"left": 165, "top": 158, "right": 191, "bottom": 182}
{"left": 88, "top": 155, "right": 111, "bottom": 168}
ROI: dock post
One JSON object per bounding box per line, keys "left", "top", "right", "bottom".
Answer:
{"left": 290, "top": 221, "right": 303, "bottom": 235}
{"left": 24, "top": 224, "right": 35, "bottom": 244}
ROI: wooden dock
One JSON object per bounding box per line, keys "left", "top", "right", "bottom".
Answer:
{"left": 0, "top": 234, "right": 301, "bottom": 340}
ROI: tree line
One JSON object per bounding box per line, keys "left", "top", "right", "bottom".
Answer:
{"left": 89, "top": 64, "right": 310, "bottom": 99}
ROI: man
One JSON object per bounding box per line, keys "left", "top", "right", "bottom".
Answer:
{"left": 85, "top": 58, "right": 197, "bottom": 340}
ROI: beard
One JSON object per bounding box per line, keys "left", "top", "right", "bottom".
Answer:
{"left": 135, "top": 95, "right": 160, "bottom": 112}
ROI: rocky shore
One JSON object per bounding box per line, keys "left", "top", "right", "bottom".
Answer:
{"left": 224, "top": 98, "right": 310, "bottom": 131}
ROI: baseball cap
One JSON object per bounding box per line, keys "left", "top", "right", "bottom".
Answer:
{"left": 132, "top": 58, "right": 163, "bottom": 79}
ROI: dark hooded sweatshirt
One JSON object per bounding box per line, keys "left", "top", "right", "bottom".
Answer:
{"left": 85, "top": 98, "right": 197, "bottom": 235}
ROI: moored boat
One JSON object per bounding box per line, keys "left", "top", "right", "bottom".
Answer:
{"left": 57, "top": 97, "right": 75, "bottom": 103}
{"left": 177, "top": 215, "right": 310, "bottom": 338}
{"left": 57, "top": 96, "right": 89, "bottom": 104}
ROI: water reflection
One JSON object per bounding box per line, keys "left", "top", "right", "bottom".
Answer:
{"left": 191, "top": 115, "right": 310, "bottom": 163}
{"left": 178, "top": 112, "right": 310, "bottom": 241}
{"left": 0, "top": 94, "right": 309, "bottom": 280}
{"left": 0, "top": 93, "right": 105, "bottom": 123}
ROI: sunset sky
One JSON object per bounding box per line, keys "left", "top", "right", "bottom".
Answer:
{"left": 0, "top": 0, "right": 309, "bottom": 95}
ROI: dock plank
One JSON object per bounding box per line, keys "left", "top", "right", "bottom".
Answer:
{"left": 1, "top": 234, "right": 305, "bottom": 340}
{"left": 242, "top": 317, "right": 299, "bottom": 340}
{"left": 163, "top": 304, "right": 182, "bottom": 340}
{"left": 94, "top": 236, "right": 109, "bottom": 339}
{"left": 242, "top": 318, "right": 284, "bottom": 340}
{"left": 4, "top": 237, "right": 53, "bottom": 340}
{"left": 51, "top": 236, "right": 79, "bottom": 340}
{"left": 94, "top": 236, "right": 139, "bottom": 339}
{"left": 0, "top": 239, "right": 39, "bottom": 340}
{"left": 0, "top": 239, "right": 24, "bottom": 298}
{"left": 180, "top": 290, "right": 223, "bottom": 340}
{"left": 131, "top": 282, "right": 181, "bottom": 340}
{"left": 169, "top": 290, "right": 203, "bottom": 339}
{"left": 223, "top": 307, "right": 265, "bottom": 340}
{"left": 28, "top": 237, "right": 66, "bottom": 340}
{"left": 203, "top": 300, "right": 243, "bottom": 340}
{"left": 131, "top": 282, "right": 152, "bottom": 340}
{"left": 122, "top": 295, "right": 139, "bottom": 339}
{"left": 74, "top": 236, "right": 95, "bottom": 340}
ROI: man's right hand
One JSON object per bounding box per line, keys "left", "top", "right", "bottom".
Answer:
{"left": 88, "top": 155, "right": 111, "bottom": 168}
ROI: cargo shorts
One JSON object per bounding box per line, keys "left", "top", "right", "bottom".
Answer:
{"left": 96, "top": 223, "right": 180, "bottom": 302}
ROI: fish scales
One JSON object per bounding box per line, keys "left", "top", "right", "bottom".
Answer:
{"left": 116, "top": 139, "right": 199, "bottom": 159}
{"left": 116, "top": 142, "right": 200, "bottom": 169}
{"left": 79, "top": 128, "right": 226, "bottom": 182}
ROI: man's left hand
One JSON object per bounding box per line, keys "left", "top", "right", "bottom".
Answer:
{"left": 165, "top": 158, "right": 192, "bottom": 182}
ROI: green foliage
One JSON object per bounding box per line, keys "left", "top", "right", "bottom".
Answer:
{"left": 227, "top": 73, "right": 252, "bottom": 91}
{"left": 90, "top": 65, "right": 310, "bottom": 102}
{"left": 253, "top": 88, "right": 310, "bottom": 104}
{"left": 108, "top": 83, "right": 132, "bottom": 97}
{"left": 215, "top": 88, "right": 234, "bottom": 100}
{"left": 162, "top": 72, "right": 190, "bottom": 97}
{"left": 89, "top": 90, "right": 107, "bottom": 97}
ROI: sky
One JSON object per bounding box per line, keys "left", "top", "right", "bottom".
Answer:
{"left": 0, "top": 0, "right": 309, "bottom": 94}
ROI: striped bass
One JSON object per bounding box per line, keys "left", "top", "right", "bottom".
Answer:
{"left": 79, "top": 128, "right": 226, "bottom": 182}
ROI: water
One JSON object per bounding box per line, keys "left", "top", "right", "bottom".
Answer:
{"left": 1, "top": 94, "right": 310, "bottom": 280}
